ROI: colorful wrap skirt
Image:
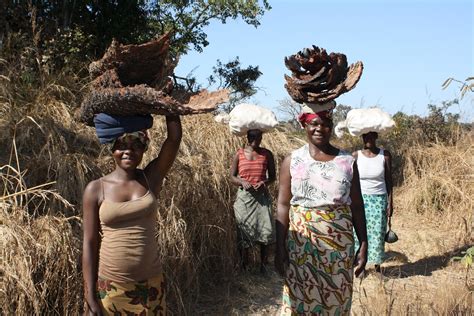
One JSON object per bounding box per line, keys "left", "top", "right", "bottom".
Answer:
{"left": 282, "top": 205, "right": 355, "bottom": 316}
{"left": 354, "top": 194, "right": 388, "bottom": 265}
{"left": 96, "top": 273, "right": 166, "bottom": 315}
{"left": 233, "top": 187, "right": 274, "bottom": 249}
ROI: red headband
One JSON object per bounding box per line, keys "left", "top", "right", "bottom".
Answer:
{"left": 297, "top": 111, "right": 331, "bottom": 124}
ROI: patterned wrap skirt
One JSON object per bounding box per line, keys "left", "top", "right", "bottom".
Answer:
{"left": 281, "top": 205, "right": 355, "bottom": 316}
{"left": 354, "top": 194, "right": 388, "bottom": 265}
{"left": 233, "top": 187, "right": 274, "bottom": 249}
{"left": 96, "top": 273, "right": 166, "bottom": 315}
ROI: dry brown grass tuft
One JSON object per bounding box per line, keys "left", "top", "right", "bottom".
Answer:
{"left": 1, "top": 161, "right": 81, "bottom": 315}
{"left": 396, "top": 134, "right": 473, "bottom": 243}
{"left": 1, "top": 208, "right": 82, "bottom": 315}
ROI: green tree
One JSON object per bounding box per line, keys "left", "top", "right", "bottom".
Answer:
{"left": 147, "top": 0, "right": 271, "bottom": 56}
{"left": 208, "top": 57, "right": 262, "bottom": 112}
{"left": 1, "top": 0, "right": 271, "bottom": 76}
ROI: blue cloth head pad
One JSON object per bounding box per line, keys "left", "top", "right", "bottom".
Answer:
{"left": 93, "top": 113, "right": 153, "bottom": 144}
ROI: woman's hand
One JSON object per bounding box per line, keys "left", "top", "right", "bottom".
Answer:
{"left": 274, "top": 245, "right": 289, "bottom": 277}
{"left": 85, "top": 295, "right": 103, "bottom": 316}
{"left": 350, "top": 161, "right": 368, "bottom": 278}
{"left": 253, "top": 181, "right": 266, "bottom": 190}
{"left": 354, "top": 242, "right": 368, "bottom": 278}
{"left": 240, "top": 180, "right": 253, "bottom": 190}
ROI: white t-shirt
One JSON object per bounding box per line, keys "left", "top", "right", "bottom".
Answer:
{"left": 357, "top": 149, "right": 387, "bottom": 195}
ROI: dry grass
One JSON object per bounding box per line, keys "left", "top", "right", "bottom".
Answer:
{"left": 1, "top": 160, "right": 81, "bottom": 315}
{"left": 396, "top": 135, "right": 473, "bottom": 243}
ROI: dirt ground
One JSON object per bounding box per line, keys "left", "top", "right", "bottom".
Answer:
{"left": 196, "top": 211, "right": 473, "bottom": 315}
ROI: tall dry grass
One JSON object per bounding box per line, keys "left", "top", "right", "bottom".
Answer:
{"left": 1, "top": 156, "right": 82, "bottom": 315}
{"left": 396, "top": 134, "right": 473, "bottom": 243}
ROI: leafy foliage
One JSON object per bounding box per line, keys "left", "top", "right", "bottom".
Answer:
{"left": 208, "top": 57, "right": 262, "bottom": 112}
{"left": 388, "top": 99, "right": 463, "bottom": 147}
{"left": 1, "top": 0, "right": 270, "bottom": 84}
{"left": 452, "top": 246, "right": 474, "bottom": 268}
{"left": 148, "top": 0, "right": 271, "bottom": 56}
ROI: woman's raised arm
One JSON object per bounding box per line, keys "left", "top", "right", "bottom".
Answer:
{"left": 145, "top": 115, "right": 182, "bottom": 195}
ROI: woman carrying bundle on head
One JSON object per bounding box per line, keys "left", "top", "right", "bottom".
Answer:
{"left": 82, "top": 113, "right": 181, "bottom": 315}
{"left": 80, "top": 33, "right": 228, "bottom": 315}
{"left": 275, "top": 46, "right": 367, "bottom": 315}
{"left": 223, "top": 103, "right": 278, "bottom": 273}
{"left": 230, "top": 128, "right": 276, "bottom": 273}
{"left": 353, "top": 132, "right": 393, "bottom": 273}
{"left": 336, "top": 107, "right": 396, "bottom": 273}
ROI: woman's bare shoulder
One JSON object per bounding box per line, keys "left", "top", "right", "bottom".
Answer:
{"left": 83, "top": 179, "right": 102, "bottom": 201}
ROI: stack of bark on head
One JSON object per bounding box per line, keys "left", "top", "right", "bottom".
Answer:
{"left": 284, "top": 46, "right": 363, "bottom": 104}
{"left": 79, "top": 33, "right": 228, "bottom": 126}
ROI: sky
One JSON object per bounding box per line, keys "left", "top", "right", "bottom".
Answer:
{"left": 175, "top": 0, "right": 473, "bottom": 121}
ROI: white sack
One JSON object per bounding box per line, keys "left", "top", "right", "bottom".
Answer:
{"left": 214, "top": 112, "right": 230, "bottom": 124}
{"left": 335, "top": 107, "right": 395, "bottom": 138}
{"left": 226, "top": 103, "right": 278, "bottom": 136}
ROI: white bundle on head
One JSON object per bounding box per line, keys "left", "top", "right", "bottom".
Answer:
{"left": 214, "top": 112, "right": 231, "bottom": 124}
{"left": 214, "top": 103, "right": 279, "bottom": 136}
{"left": 335, "top": 107, "right": 396, "bottom": 138}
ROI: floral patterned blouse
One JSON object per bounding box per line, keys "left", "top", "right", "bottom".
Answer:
{"left": 290, "top": 144, "right": 355, "bottom": 208}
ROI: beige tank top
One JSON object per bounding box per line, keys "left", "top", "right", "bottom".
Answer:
{"left": 98, "top": 174, "right": 161, "bottom": 283}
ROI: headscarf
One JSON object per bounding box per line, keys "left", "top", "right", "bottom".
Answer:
{"left": 93, "top": 113, "right": 153, "bottom": 144}
{"left": 297, "top": 101, "right": 336, "bottom": 125}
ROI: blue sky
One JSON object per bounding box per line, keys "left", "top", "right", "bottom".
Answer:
{"left": 175, "top": 0, "right": 473, "bottom": 121}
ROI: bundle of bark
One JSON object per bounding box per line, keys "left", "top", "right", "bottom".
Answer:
{"left": 284, "top": 46, "right": 363, "bottom": 104}
{"left": 78, "top": 33, "right": 228, "bottom": 126}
